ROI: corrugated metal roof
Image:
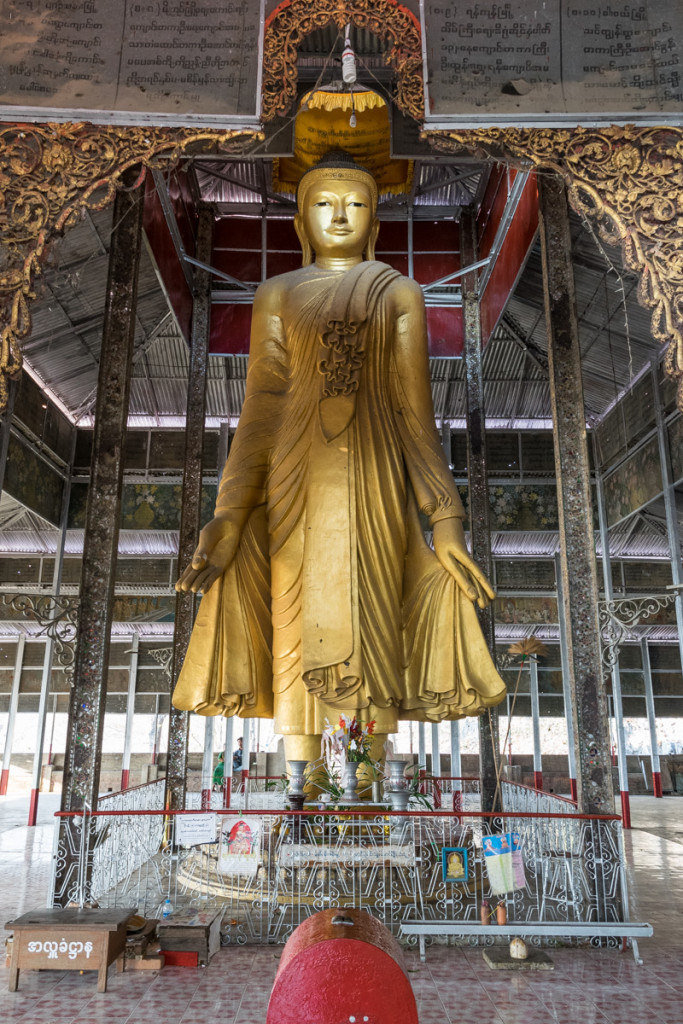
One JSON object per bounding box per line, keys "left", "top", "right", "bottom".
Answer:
{"left": 18, "top": 160, "right": 668, "bottom": 434}
{"left": 25, "top": 207, "right": 175, "bottom": 422}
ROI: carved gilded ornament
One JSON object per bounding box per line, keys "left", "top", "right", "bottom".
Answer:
{"left": 0, "top": 122, "right": 261, "bottom": 408}
{"left": 425, "top": 126, "right": 683, "bottom": 411}
{"left": 262, "top": 0, "right": 423, "bottom": 123}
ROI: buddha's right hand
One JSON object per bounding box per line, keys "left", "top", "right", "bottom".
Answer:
{"left": 175, "top": 514, "right": 240, "bottom": 594}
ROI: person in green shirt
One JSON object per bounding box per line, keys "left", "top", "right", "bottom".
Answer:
{"left": 212, "top": 752, "right": 225, "bottom": 790}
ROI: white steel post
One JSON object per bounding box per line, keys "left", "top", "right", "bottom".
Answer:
{"left": 595, "top": 455, "right": 630, "bottom": 826}
{"left": 241, "top": 720, "right": 251, "bottom": 789}
{"left": 418, "top": 722, "right": 426, "bottom": 769}
{"left": 449, "top": 719, "right": 462, "bottom": 810}
{"left": 529, "top": 656, "right": 543, "bottom": 790}
{"left": 29, "top": 639, "right": 53, "bottom": 825}
{"left": 651, "top": 365, "right": 683, "bottom": 676}
{"left": 29, "top": 431, "right": 74, "bottom": 826}
{"left": 201, "top": 716, "right": 214, "bottom": 809}
{"left": 555, "top": 552, "right": 578, "bottom": 801}
{"left": 121, "top": 635, "right": 138, "bottom": 790}
{"left": 223, "top": 716, "right": 234, "bottom": 808}
{"left": 431, "top": 722, "right": 441, "bottom": 776}
{"left": 0, "top": 636, "right": 25, "bottom": 796}
{"left": 641, "top": 638, "right": 662, "bottom": 797}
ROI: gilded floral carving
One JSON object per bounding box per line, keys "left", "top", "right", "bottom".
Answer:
{"left": 262, "top": 0, "right": 423, "bottom": 122}
{"left": 0, "top": 122, "right": 261, "bottom": 408}
{"left": 425, "top": 126, "right": 683, "bottom": 411}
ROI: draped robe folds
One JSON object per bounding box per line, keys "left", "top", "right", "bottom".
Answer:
{"left": 173, "top": 261, "right": 506, "bottom": 731}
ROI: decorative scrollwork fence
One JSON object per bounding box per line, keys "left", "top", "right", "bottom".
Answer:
{"left": 49, "top": 803, "right": 630, "bottom": 952}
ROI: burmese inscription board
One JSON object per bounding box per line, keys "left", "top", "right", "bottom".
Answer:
{"left": 421, "top": 1, "right": 683, "bottom": 121}
{"left": 0, "top": 0, "right": 263, "bottom": 124}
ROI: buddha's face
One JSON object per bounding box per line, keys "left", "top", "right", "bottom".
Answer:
{"left": 300, "top": 178, "right": 376, "bottom": 261}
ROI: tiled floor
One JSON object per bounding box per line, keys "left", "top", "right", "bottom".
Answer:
{"left": 0, "top": 794, "right": 681, "bottom": 1023}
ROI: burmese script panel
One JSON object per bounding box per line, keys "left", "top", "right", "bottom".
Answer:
{"left": 0, "top": 0, "right": 263, "bottom": 122}
{"left": 422, "top": 0, "right": 683, "bottom": 119}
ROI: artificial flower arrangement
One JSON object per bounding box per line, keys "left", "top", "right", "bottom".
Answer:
{"left": 323, "top": 714, "right": 376, "bottom": 765}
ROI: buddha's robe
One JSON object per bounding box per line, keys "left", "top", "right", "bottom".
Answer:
{"left": 173, "top": 261, "right": 506, "bottom": 732}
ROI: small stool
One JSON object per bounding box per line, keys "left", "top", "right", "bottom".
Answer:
{"left": 157, "top": 908, "right": 223, "bottom": 966}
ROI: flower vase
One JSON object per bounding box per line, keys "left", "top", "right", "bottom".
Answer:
{"left": 388, "top": 789, "right": 410, "bottom": 812}
{"left": 342, "top": 761, "right": 360, "bottom": 803}
{"left": 288, "top": 760, "right": 308, "bottom": 800}
{"left": 386, "top": 760, "right": 406, "bottom": 790}
{"left": 372, "top": 780, "right": 382, "bottom": 803}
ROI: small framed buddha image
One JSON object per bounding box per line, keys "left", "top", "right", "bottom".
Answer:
{"left": 442, "top": 846, "right": 468, "bottom": 883}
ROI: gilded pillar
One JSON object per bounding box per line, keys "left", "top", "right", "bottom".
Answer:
{"left": 538, "top": 174, "right": 614, "bottom": 816}
{"left": 60, "top": 168, "right": 144, "bottom": 815}
{"left": 165, "top": 204, "right": 214, "bottom": 811}
{"left": 460, "top": 209, "right": 500, "bottom": 813}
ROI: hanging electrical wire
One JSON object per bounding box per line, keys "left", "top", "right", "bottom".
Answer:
{"left": 342, "top": 22, "right": 358, "bottom": 127}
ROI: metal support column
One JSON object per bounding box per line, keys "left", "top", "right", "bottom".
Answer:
{"left": 0, "top": 377, "right": 18, "bottom": 494}
{"left": 431, "top": 723, "right": 441, "bottom": 776}
{"left": 121, "top": 635, "right": 139, "bottom": 791}
{"left": 0, "top": 636, "right": 25, "bottom": 796}
{"left": 449, "top": 720, "right": 462, "bottom": 809}
{"left": 28, "top": 639, "right": 54, "bottom": 825}
{"left": 241, "top": 720, "right": 251, "bottom": 791}
{"left": 595, "top": 458, "right": 631, "bottom": 826}
{"left": 538, "top": 174, "right": 614, "bottom": 816}
{"left": 152, "top": 695, "right": 160, "bottom": 766}
{"left": 223, "top": 715, "right": 234, "bottom": 808}
{"left": 0, "top": 382, "right": 20, "bottom": 797}
{"left": 461, "top": 209, "right": 500, "bottom": 813}
{"left": 28, "top": 431, "right": 76, "bottom": 825}
{"left": 60, "top": 170, "right": 144, "bottom": 817}
{"left": 529, "top": 656, "right": 543, "bottom": 791}
{"left": 641, "top": 639, "right": 662, "bottom": 797}
{"left": 555, "top": 553, "right": 578, "bottom": 801}
{"left": 166, "top": 204, "right": 214, "bottom": 811}
{"left": 201, "top": 717, "right": 214, "bottom": 810}
{"left": 215, "top": 421, "right": 232, "bottom": 809}
{"left": 652, "top": 364, "right": 683, "bottom": 672}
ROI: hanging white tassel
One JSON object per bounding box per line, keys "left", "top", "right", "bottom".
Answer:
{"left": 342, "top": 22, "right": 357, "bottom": 84}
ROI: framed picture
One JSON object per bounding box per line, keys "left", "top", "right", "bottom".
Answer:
{"left": 481, "top": 831, "right": 526, "bottom": 894}
{"left": 219, "top": 816, "right": 262, "bottom": 878}
{"left": 442, "top": 846, "right": 468, "bottom": 883}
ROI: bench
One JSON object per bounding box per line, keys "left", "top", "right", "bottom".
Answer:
{"left": 399, "top": 920, "right": 653, "bottom": 966}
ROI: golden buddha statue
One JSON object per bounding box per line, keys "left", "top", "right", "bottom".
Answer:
{"left": 174, "top": 151, "right": 506, "bottom": 763}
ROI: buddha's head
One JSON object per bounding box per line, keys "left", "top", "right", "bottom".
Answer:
{"left": 295, "top": 150, "right": 379, "bottom": 266}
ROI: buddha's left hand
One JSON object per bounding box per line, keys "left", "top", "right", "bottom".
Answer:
{"left": 432, "top": 517, "right": 496, "bottom": 609}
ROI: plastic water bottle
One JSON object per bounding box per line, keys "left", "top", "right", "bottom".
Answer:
{"left": 162, "top": 898, "right": 173, "bottom": 919}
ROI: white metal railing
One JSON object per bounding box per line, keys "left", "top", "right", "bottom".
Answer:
{"left": 50, "top": 806, "right": 629, "bottom": 950}
{"left": 184, "top": 775, "right": 290, "bottom": 811}
{"left": 501, "top": 780, "right": 577, "bottom": 815}
{"left": 98, "top": 779, "right": 166, "bottom": 812}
